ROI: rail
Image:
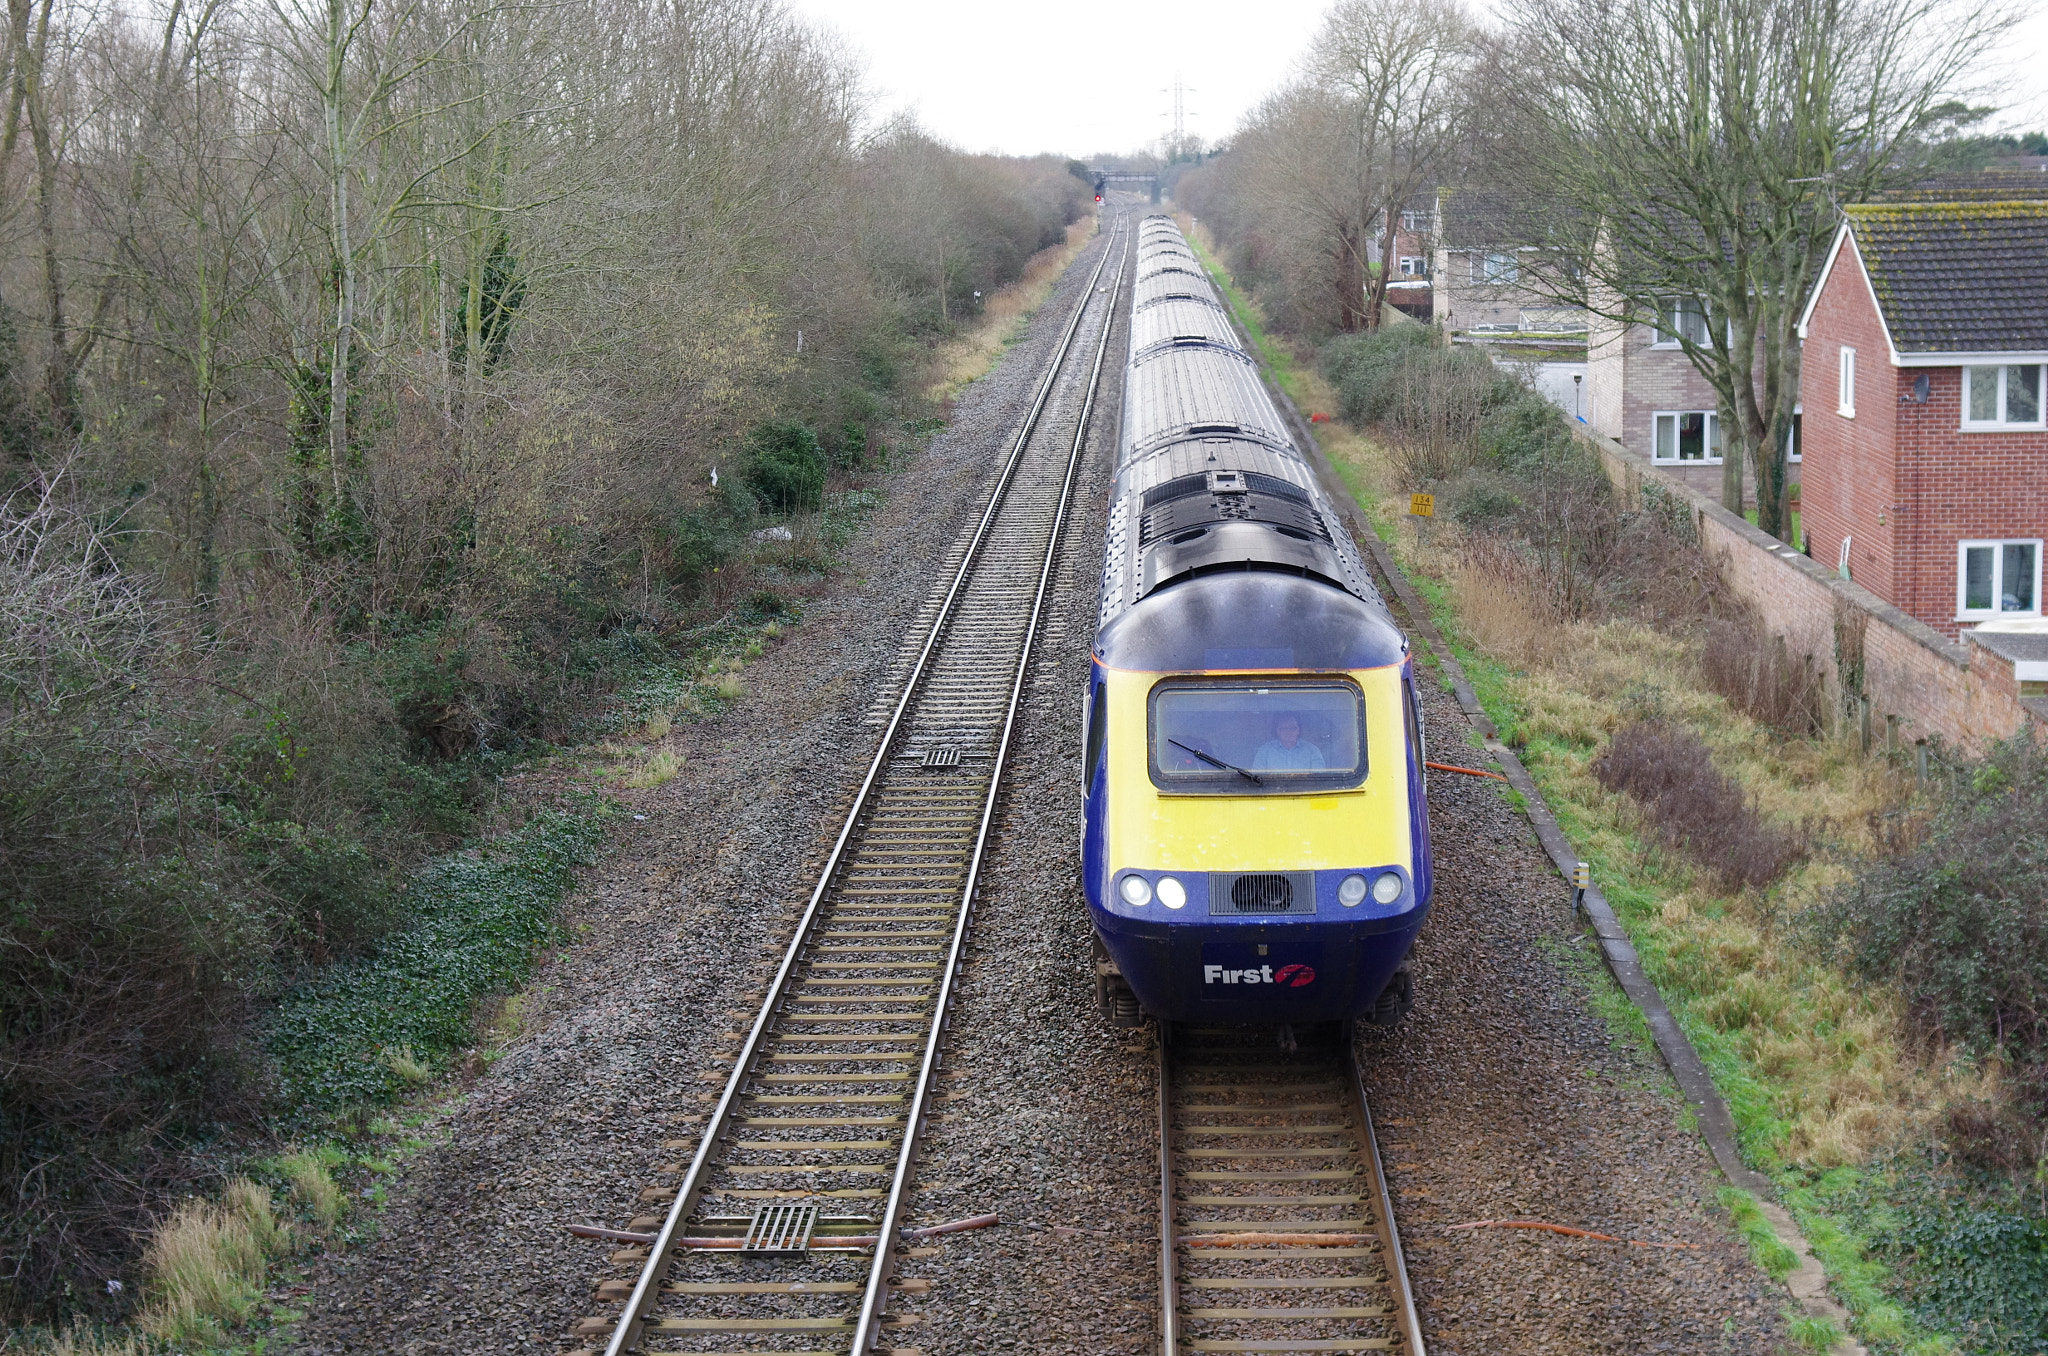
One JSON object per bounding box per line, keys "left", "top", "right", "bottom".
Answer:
{"left": 1156, "top": 1024, "right": 1426, "bottom": 1356}
{"left": 579, "top": 210, "right": 1130, "bottom": 1356}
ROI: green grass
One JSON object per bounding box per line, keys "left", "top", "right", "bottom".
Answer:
{"left": 1720, "top": 1187, "right": 1803, "bottom": 1280}
{"left": 1744, "top": 505, "right": 1804, "bottom": 550}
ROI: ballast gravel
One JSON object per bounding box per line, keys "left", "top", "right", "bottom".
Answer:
{"left": 285, "top": 213, "right": 1792, "bottom": 1355}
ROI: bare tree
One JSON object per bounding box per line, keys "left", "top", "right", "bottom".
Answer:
{"left": 1308, "top": 0, "right": 1473, "bottom": 329}
{"left": 1498, "top": 0, "right": 2014, "bottom": 537}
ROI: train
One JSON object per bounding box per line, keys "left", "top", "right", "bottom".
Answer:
{"left": 1082, "top": 214, "right": 1432, "bottom": 1031}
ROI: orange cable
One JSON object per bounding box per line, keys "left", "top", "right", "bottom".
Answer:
{"left": 1447, "top": 1218, "right": 1703, "bottom": 1249}
{"left": 1425, "top": 760, "right": 1510, "bottom": 782}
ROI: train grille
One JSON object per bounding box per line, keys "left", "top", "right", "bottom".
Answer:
{"left": 1210, "top": 871, "right": 1316, "bottom": 915}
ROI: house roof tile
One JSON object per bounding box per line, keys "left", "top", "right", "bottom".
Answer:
{"left": 1884, "top": 170, "right": 2048, "bottom": 202}
{"left": 1845, "top": 200, "right": 2048, "bottom": 353}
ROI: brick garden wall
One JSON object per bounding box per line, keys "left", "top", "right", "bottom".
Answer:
{"left": 1585, "top": 428, "right": 2044, "bottom": 754}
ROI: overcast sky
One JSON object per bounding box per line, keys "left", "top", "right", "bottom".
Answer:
{"left": 785, "top": 0, "right": 2048, "bottom": 159}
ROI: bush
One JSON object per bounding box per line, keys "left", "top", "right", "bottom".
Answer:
{"left": 1804, "top": 740, "right": 2048, "bottom": 1095}
{"left": 1591, "top": 718, "right": 1807, "bottom": 889}
{"left": 1883, "top": 1188, "right": 2048, "bottom": 1353}
{"left": 742, "top": 419, "right": 827, "bottom": 514}
{"left": 1699, "top": 610, "right": 1825, "bottom": 735}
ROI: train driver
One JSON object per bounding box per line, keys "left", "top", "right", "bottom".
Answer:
{"left": 1252, "top": 714, "right": 1325, "bottom": 771}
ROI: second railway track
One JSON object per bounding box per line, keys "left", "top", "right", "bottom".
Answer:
{"left": 1158, "top": 1026, "right": 1425, "bottom": 1356}
{"left": 574, "top": 212, "right": 1132, "bottom": 1356}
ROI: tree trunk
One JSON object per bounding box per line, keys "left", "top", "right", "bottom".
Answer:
{"left": 1334, "top": 223, "right": 1365, "bottom": 331}
{"left": 324, "top": 0, "right": 352, "bottom": 508}
{"left": 27, "top": 55, "right": 74, "bottom": 435}
{"left": 1362, "top": 213, "right": 1395, "bottom": 330}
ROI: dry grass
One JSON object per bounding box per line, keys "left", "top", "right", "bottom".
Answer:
{"left": 276, "top": 1147, "right": 345, "bottom": 1230}
{"left": 925, "top": 212, "right": 1098, "bottom": 402}
{"left": 2, "top": 1327, "right": 150, "bottom": 1356}
{"left": 139, "top": 1179, "right": 285, "bottom": 1343}
{"left": 713, "top": 672, "right": 744, "bottom": 701}
{"left": 1449, "top": 537, "right": 1568, "bottom": 670}
{"left": 381, "top": 1043, "right": 432, "bottom": 1087}
{"left": 1323, "top": 422, "right": 1960, "bottom": 1168}
{"left": 620, "top": 749, "right": 682, "bottom": 789}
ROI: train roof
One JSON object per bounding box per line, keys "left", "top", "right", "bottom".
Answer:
{"left": 1131, "top": 297, "right": 1238, "bottom": 352}
{"left": 1099, "top": 218, "right": 1397, "bottom": 641}
{"left": 1135, "top": 272, "right": 1221, "bottom": 308}
{"left": 1096, "top": 569, "right": 1406, "bottom": 672}
{"left": 1122, "top": 341, "right": 1291, "bottom": 457}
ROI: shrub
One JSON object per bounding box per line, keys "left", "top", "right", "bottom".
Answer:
{"left": 1700, "top": 611, "right": 1825, "bottom": 735}
{"left": 1803, "top": 740, "right": 2048, "bottom": 1106}
{"left": 1591, "top": 719, "right": 1807, "bottom": 889}
{"left": 1885, "top": 1190, "right": 2048, "bottom": 1352}
{"left": 742, "top": 420, "right": 827, "bottom": 514}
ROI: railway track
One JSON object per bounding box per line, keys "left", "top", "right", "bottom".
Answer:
{"left": 571, "top": 211, "right": 1131, "bottom": 1356}
{"left": 1158, "top": 1025, "right": 1426, "bottom": 1356}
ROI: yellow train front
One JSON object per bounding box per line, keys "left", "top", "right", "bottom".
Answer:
{"left": 1082, "top": 215, "right": 1432, "bottom": 1029}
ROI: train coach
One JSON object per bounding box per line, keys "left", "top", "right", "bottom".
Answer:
{"left": 1082, "top": 215, "right": 1432, "bottom": 1031}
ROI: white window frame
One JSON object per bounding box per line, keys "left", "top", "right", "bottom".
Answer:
{"left": 1477, "top": 251, "right": 1518, "bottom": 285}
{"left": 1401, "top": 210, "right": 1428, "bottom": 233}
{"left": 1651, "top": 410, "right": 1723, "bottom": 465}
{"left": 1398, "top": 255, "right": 1426, "bottom": 277}
{"left": 1960, "top": 364, "right": 2047, "bottom": 431}
{"left": 1787, "top": 404, "right": 1803, "bottom": 463}
{"left": 1837, "top": 346, "right": 1856, "bottom": 418}
{"left": 1651, "top": 297, "right": 1710, "bottom": 348}
{"left": 1957, "top": 538, "right": 2043, "bottom": 620}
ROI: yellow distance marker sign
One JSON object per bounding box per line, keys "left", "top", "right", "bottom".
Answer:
{"left": 1409, "top": 493, "right": 1435, "bottom": 517}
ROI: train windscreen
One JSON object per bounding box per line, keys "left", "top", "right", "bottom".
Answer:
{"left": 1147, "top": 680, "right": 1366, "bottom": 793}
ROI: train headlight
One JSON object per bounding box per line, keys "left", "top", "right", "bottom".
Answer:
{"left": 1372, "top": 871, "right": 1405, "bottom": 905}
{"left": 1119, "top": 874, "right": 1153, "bottom": 907}
{"left": 1156, "top": 876, "right": 1187, "bottom": 909}
{"left": 1338, "top": 874, "right": 1369, "bottom": 907}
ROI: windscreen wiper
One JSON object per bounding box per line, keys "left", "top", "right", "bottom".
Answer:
{"left": 1169, "top": 738, "right": 1263, "bottom": 786}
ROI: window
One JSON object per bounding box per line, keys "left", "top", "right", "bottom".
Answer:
{"left": 1398, "top": 256, "right": 1426, "bottom": 277}
{"left": 1652, "top": 297, "right": 1710, "bottom": 347}
{"left": 1147, "top": 679, "right": 1365, "bottom": 795}
{"left": 1653, "top": 410, "right": 1723, "bottom": 464}
{"left": 1958, "top": 540, "right": 2042, "bottom": 619}
{"left": 1474, "top": 251, "right": 1518, "bottom": 285}
{"left": 1961, "top": 364, "right": 2045, "bottom": 429}
{"left": 1401, "top": 210, "right": 1428, "bottom": 234}
{"left": 1787, "top": 406, "right": 1803, "bottom": 463}
{"left": 1083, "top": 678, "right": 1106, "bottom": 788}
{"left": 1838, "top": 346, "right": 1857, "bottom": 417}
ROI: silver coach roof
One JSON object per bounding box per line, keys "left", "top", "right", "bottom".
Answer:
{"left": 1131, "top": 297, "right": 1237, "bottom": 352}
{"left": 1098, "top": 219, "right": 1393, "bottom": 633}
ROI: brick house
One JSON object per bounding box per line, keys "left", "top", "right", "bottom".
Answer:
{"left": 1382, "top": 198, "right": 1435, "bottom": 321}
{"left": 1582, "top": 291, "right": 1781, "bottom": 500}
{"left": 1431, "top": 188, "right": 1586, "bottom": 334}
{"left": 1795, "top": 199, "right": 2048, "bottom": 639}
